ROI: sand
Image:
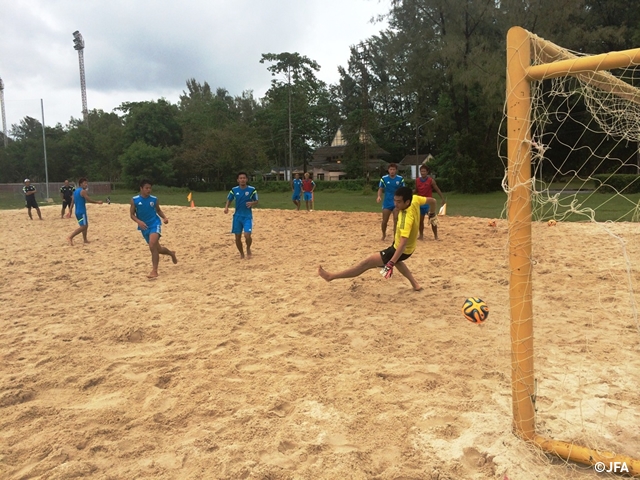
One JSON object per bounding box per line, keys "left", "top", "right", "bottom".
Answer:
{"left": 1, "top": 203, "right": 639, "bottom": 479}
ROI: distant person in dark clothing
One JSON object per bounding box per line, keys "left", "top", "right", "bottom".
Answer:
{"left": 23, "top": 179, "right": 43, "bottom": 220}
{"left": 60, "top": 180, "right": 75, "bottom": 218}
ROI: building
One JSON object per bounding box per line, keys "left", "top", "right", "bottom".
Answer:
{"left": 310, "top": 128, "right": 390, "bottom": 180}
{"left": 399, "top": 153, "right": 434, "bottom": 179}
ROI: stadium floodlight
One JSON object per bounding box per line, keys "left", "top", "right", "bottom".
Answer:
{"left": 72, "top": 30, "right": 89, "bottom": 125}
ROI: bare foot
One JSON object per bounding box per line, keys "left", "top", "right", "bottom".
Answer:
{"left": 246, "top": 249, "right": 252, "bottom": 259}
{"left": 418, "top": 235, "right": 424, "bottom": 241}
{"left": 413, "top": 284, "right": 423, "bottom": 291}
{"left": 433, "top": 236, "right": 439, "bottom": 241}
{"left": 318, "top": 265, "right": 333, "bottom": 282}
{"left": 147, "top": 271, "right": 159, "bottom": 279}
{"left": 83, "top": 240, "right": 91, "bottom": 244}
{"left": 169, "top": 251, "right": 178, "bottom": 264}
{"left": 67, "top": 237, "right": 73, "bottom": 246}
{"left": 239, "top": 253, "right": 245, "bottom": 259}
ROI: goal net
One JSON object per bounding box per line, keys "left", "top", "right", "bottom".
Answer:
{"left": 501, "top": 27, "right": 640, "bottom": 475}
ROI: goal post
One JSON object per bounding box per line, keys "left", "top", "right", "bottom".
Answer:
{"left": 506, "top": 26, "right": 640, "bottom": 475}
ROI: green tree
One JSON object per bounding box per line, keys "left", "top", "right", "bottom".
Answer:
{"left": 260, "top": 52, "right": 339, "bottom": 174}
{"left": 118, "top": 99, "right": 182, "bottom": 148}
{"left": 120, "top": 141, "right": 175, "bottom": 188}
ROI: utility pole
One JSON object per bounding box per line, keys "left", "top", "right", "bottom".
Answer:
{"left": 41, "top": 99, "right": 50, "bottom": 199}
{"left": 357, "top": 43, "right": 370, "bottom": 181}
{"left": 288, "top": 65, "right": 293, "bottom": 181}
{"left": 72, "top": 31, "right": 89, "bottom": 126}
{"left": 0, "top": 77, "right": 7, "bottom": 147}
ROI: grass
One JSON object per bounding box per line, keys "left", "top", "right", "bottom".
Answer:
{"left": 2, "top": 188, "right": 639, "bottom": 222}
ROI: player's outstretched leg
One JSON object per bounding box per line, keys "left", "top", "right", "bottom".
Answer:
{"left": 318, "top": 253, "right": 383, "bottom": 282}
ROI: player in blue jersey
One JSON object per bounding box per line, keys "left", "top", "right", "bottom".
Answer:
{"left": 130, "top": 179, "right": 177, "bottom": 278}
{"left": 67, "top": 177, "right": 103, "bottom": 245}
{"left": 376, "top": 163, "right": 405, "bottom": 241}
{"left": 291, "top": 173, "right": 302, "bottom": 210}
{"left": 224, "top": 172, "right": 259, "bottom": 259}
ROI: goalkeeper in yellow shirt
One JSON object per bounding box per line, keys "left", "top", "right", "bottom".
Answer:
{"left": 318, "top": 186, "right": 435, "bottom": 291}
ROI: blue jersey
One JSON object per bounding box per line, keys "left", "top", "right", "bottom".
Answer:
{"left": 227, "top": 185, "right": 258, "bottom": 217}
{"left": 292, "top": 178, "right": 302, "bottom": 195}
{"left": 133, "top": 194, "right": 161, "bottom": 229}
{"left": 379, "top": 175, "right": 405, "bottom": 204}
{"left": 74, "top": 188, "right": 87, "bottom": 215}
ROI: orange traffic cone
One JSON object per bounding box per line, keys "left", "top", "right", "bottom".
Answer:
{"left": 190, "top": 200, "right": 195, "bottom": 209}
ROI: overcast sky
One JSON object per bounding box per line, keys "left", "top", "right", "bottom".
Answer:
{"left": 0, "top": 0, "right": 390, "bottom": 133}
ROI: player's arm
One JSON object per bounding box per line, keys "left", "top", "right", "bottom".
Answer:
{"left": 155, "top": 199, "right": 169, "bottom": 224}
{"left": 81, "top": 189, "right": 103, "bottom": 205}
{"left": 130, "top": 199, "right": 147, "bottom": 229}
{"left": 389, "top": 237, "right": 409, "bottom": 264}
{"left": 28, "top": 187, "right": 36, "bottom": 196}
{"left": 224, "top": 191, "right": 234, "bottom": 214}
{"left": 432, "top": 179, "right": 445, "bottom": 204}
{"left": 311, "top": 181, "right": 316, "bottom": 192}
{"left": 60, "top": 189, "right": 65, "bottom": 199}
{"left": 247, "top": 191, "right": 259, "bottom": 208}
{"left": 377, "top": 183, "right": 384, "bottom": 203}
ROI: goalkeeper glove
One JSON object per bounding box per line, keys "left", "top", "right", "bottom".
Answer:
{"left": 380, "top": 260, "right": 395, "bottom": 279}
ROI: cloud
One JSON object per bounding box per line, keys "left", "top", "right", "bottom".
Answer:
{"left": 0, "top": 0, "right": 388, "bottom": 129}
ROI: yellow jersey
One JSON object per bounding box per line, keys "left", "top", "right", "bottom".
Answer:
{"left": 393, "top": 195, "right": 427, "bottom": 255}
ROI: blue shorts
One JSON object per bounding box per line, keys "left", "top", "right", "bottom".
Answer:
{"left": 382, "top": 201, "right": 395, "bottom": 211}
{"left": 304, "top": 192, "right": 313, "bottom": 201}
{"left": 76, "top": 213, "right": 88, "bottom": 226}
{"left": 420, "top": 204, "right": 431, "bottom": 216}
{"left": 140, "top": 223, "right": 162, "bottom": 244}
{"left": 232, "top": 215, "right": 253, "bottom": 234}
{"left": 292, "top": 193, "right": 301, "bottom": 201}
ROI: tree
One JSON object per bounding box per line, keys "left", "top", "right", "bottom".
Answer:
{"left": 260, "top": 52, "right": 338, "bottom": 174}
{"left": 118, "top": 99, "right": 182, "bottom": 148}
{"left": 120, "top": 141, "right": 175, "bottom": 188}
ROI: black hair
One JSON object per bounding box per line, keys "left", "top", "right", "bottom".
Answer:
{"left": 78, "top": 177, "right": 88, "bottom": 184}
{"left": 237, "top": 172, "right": 248, "bottom": 178}
{"left": 395, "top": 186, "right": 413, "bottom": 202}
{"left": 139, "top": 179, "right": 152, "bottom": 188}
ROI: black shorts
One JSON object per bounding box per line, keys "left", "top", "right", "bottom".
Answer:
{"left": 380, "top": 245, "right": 411, "bottom": 264}
{"left": 62, "top": 198, "right": 73, "bottom": 208}
{"left": 25, "top": 196, "right": 39, "bottom": 208}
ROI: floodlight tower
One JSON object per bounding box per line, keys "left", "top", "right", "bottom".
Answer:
{"left": 72, "top": 30, "right": 89, "bottom": 125}
{"left": 0, "top": 77, "right": 7, "bottom": 147}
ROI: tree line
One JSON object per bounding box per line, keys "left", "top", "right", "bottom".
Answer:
{"left": 1, "top": 0, "right": 637, "bottom": 193}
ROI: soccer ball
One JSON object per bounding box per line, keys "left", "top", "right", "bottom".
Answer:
{"left": 462, "top": 297, "right": 489, "bottom": 324}
{"left": 548, "top": 219, "right": 557, "bottom": 227}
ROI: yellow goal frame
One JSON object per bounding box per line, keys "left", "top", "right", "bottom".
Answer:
{"left": 506, "top": 26, "right": 640, "bottom": 475}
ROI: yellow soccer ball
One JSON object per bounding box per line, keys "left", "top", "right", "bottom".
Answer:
{"left": 462, "top": 297, "right": 489, "bottom": 324}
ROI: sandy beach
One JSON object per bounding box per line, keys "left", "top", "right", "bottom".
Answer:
{"left": 1, "top": 203, "right": 638, "bottom": 479}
